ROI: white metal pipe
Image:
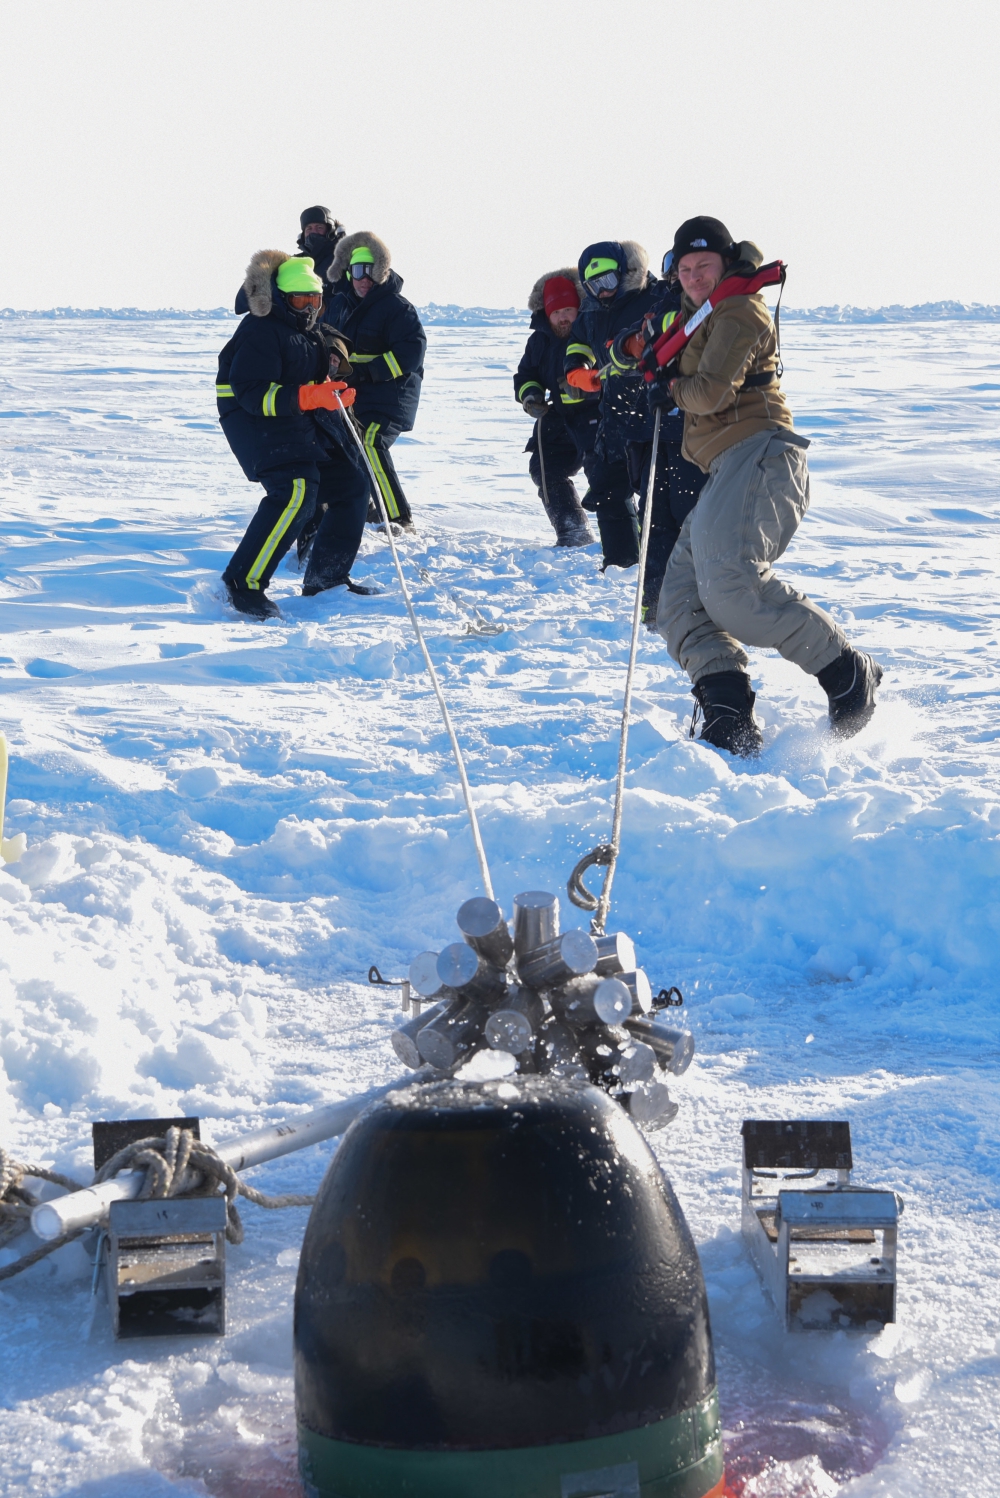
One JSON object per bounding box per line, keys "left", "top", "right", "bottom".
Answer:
{"left": 31, "top": 1076, "right": 411, "bottom": 1242}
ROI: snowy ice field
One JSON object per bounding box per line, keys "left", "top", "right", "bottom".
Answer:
{"left": 1, "top": 310, "right": 999, "bottom": 1497}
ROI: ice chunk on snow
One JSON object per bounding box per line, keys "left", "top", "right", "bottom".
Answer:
{"left": 807, "top": 943, "right": 860, "bottom": 980}
{"left": 455, "top": 1047, "right": 516, "bottom": 1080}
{"left": 742, "top": 1455, "right": 838, "bottom": 1497}
{"left": 895, "top": 1369, "right": 933, "bottom": 1404}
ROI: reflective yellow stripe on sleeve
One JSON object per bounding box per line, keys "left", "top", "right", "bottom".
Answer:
{"left": 215, "top": 383, "right": 234, "bottom": 398}
{"left": 383, "top": 351, "right": 403, "bottom": 379}
{"left": 566, "top": 342, "right": 595, "bottom": 361}
{"left": 560, "top": 391, "right": 586, "bottom": 404}
{"left": 518, "top": 380, "right": 544, "bottom": 401}
{"left": 262, "top": 382, "right": 281, "bottom": 416}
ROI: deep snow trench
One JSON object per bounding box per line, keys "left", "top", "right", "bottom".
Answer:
{"left": 1, "top": 316, "right": 999, "bottom": 1497}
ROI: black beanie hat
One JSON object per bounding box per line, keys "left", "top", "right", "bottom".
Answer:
{"left": 300, "top": 205, "right": 334, "bottom": 231}
{"left": 671, "top": 216, "right": 737, "bottom": 267}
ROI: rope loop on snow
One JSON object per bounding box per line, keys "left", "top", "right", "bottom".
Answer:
{"left": 0, "top": 1149, "right": 90, "bottom": 1281}
{"left": 0, "top": 1129, "right": 316, "bottom": 1280}
{"left": 93, "top": 1127, "right": 315, "bottom": 1246}
{"left": 0, "top": 1148, "right": 87, "bottom": 1247}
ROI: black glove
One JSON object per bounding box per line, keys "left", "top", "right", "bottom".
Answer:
{"left": 522, "top": 392, "right": 548, "bottom": 418}
{"left": 647, "top": 372, "right": 679, "bottom": 411}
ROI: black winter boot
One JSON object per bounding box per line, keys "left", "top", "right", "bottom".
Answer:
{"left": 223, "top": 578, "right": 280, "bottom": 620}
{"left": 302, "top": 577, "right": 381, "bottom": 598}
{"left": 817, "top": 648, "right": 883, "bottom": 737}
{"left": 691, "top": 671, "right": 763, "bottom": 758}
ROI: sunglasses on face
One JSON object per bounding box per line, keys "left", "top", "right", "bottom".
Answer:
{"left": 587, "top": 270, "right": 619, "bottom": 294}
{"left": 350, "top": 262, "right": 375, "bottom": 280}
{"left": 288, "top": 292, "right": 323, "bottom": 309}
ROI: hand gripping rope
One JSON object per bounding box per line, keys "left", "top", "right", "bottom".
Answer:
{"left": 568, "top": 406, "right": 662, "bottom": 934}
{"left": 334, "top": 392, "right": 495, "bottom": 900}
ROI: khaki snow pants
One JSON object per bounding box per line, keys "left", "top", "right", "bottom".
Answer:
{"left": 655, "top": 427, "right": 847, "bottom": 683}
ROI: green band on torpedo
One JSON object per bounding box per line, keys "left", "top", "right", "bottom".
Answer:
{"left": 298, "top": 1389, "right": 723, "bottom": 1498}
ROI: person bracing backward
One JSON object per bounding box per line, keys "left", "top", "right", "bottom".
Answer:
{"left": 323, "top": 232, "right": 426, "bottom": 529}
{"left": 643, "top": 216, "right": 883, "bottom": 755}
{"left": 514, "top": 270, "right": 596, "bottom": 547}
{"left": 608, "top": 251, "right": 708, "bottom": 629}
{"left": 562, "top": 242, "right": 660, "bottom": 572}
{"left": 216, "top": 251, "right": 373, "bottom": 619}
{"left": 234, "top": 205, "right": 346, "bottom": 316}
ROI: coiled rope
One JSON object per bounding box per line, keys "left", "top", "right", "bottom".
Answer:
{"left": 335, "top": 393, "right": 495, "bottom": 899}
{"left": 0, "top": 1127, "right": 314, "bottom": 1280}
{"left": 569, "top": 407, "right": 662, "bottom": 933}
{"left": 0, "top": 1149, "right": 89, "bottom": 1280}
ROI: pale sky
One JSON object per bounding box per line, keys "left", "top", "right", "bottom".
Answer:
{"left": 2, "top": 0, "right": 998, "bottom": 313}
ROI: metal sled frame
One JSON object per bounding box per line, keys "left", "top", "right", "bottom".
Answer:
{"left": 106, "top": 1195, "right": 227, "bottom": 1339}
{"left": 740, "top": 1120, "right": 898, "bottom": 1332}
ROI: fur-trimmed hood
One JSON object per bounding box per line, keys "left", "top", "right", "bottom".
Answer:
{"left": 527, "top": 266, "right": 582, "bottom": 314}
{"left": 243, "top": 249, "right": 293, "bottom": 318}
{"left": 577, "top": 239, "right": 650, "bottom": 301}
{"left": 328, "top": 230, "right": 391, "bottom": 287}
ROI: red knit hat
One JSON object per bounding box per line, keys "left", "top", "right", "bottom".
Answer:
{"left": 543, "top": 275, "right": 580, "bottom": 318}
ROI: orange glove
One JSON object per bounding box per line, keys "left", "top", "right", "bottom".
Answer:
{"left": 566, "top": 367, "right": 602, "bottom": 393}
{"left": 298, "top": 380, "right": 355, "bottom": 412}
{"left": 622, "top": 332, "right": 645, "bottom": 361}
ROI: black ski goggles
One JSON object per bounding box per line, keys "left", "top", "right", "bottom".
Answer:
{"left": 350, "top": 260, "right": 376, "bottom": 280}
{"left": 586, "top": 269, "right": 619, "bottom": 295}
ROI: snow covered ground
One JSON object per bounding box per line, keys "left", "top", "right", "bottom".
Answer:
{"left": 1, "top": 312, "right": 999, "bottom": 1497}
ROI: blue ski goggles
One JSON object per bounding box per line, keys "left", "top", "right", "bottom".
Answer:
{"left": 586, "top": 269, "right": 620, "bottom": 295}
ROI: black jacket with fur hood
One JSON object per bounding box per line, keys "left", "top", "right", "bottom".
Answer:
{"left": 563, "top": 240, "right": 658, "bottom": 459}
{"left": 322, "top": 232, "right": 426, "bottom": 433}
{"left": 514, "top": 268, "right": 598, "bottom": 455}
{"left": 217, "top": 250, "right": 356, "bottom": 482}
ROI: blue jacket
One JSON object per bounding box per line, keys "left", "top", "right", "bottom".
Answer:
{"left": 216, "top": 253, "right": 354, "bottom": 481}
{"left": 563, "top": 240, "right": 659, "bottom": 461}
{"left": 608, "top": 276, "right": 687, "bottom": 444}
{"left": 323, "top": 270, "right": 425, "bottom": 433}
{"left": 514, "top": 312, "right": 599, "bottom": 437}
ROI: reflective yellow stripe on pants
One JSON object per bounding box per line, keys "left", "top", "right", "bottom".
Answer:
{"left": 364, "top": 423, "right": 400, "bottom": 521}
{"left": 245, "top": 478, "right": 306, "bottom": 589}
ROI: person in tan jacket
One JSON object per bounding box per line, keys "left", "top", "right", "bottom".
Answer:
{"left": 649, "top": 216, "right": 883, "bottom": 757}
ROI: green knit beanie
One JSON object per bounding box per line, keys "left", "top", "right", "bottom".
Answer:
{"left": 276, "top": 256, "right": 324, "bottom": 294}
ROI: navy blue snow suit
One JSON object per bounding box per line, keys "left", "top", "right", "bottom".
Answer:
{"left": 608, "top": 277, "right": 708, "bottom": 619}
{"left": 514, "top": 312, "right": 597, "bottom": 542}
{"left": 323, "top": 271, "right": 425, "bottom": 525}
{"left": 216, "top": 284, "right": 369, "bottom": 597}
{"left": 563, "top": 241, "right": 659, "bottom": 568}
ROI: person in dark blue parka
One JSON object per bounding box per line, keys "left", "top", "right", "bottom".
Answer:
{"left": 322, "top": 232, "right": 425, "bottom": 527}
{"left": 607, "top": 252, "right": 708, "bottom": 624}
{"left": 234, "top": 205, "right": 346, "bottom": 317}
{"left": 216, "top": 250, "right": 371, "bottom": 619}
{"left": 513, "top": 268, "right": 595, "bottom": 546}
{"left": 563, "top": 240, "right": 659, "bottom": 570}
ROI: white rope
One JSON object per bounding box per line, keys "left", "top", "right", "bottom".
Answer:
{"left": 592, "top": 406, "right": 662, "bottom": 934}
{"left": 334, "top": 394, "right": 495, "bottom": 900}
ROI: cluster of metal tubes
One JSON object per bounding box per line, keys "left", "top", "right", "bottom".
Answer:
{"left": 391, "top": 892, "right": 694, "bottom": 1129}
